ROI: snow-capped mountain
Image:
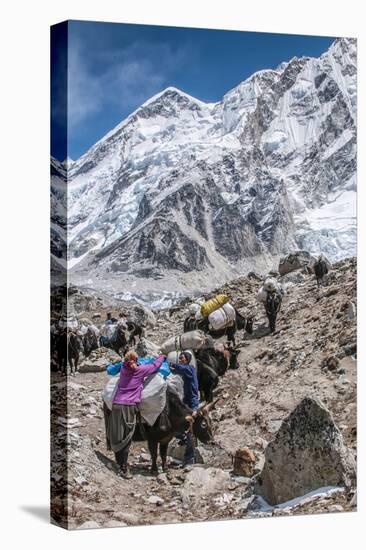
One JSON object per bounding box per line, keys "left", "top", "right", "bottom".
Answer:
{"left": 51, "top": 37, "right": 356, "bottom": 303}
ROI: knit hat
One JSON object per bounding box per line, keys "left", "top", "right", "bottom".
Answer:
{"left": 179, "top": 351, "right": 192, "bottom": 363}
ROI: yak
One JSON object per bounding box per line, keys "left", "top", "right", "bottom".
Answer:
{"left": 100, "top": 324, "right": 128, "bottom": 356}
{"left": 183, "top": 307, "right": 253, "bottom": 347}
{"left": 104, "top": 385, "right": 216, "bottom": 474}
{"left": 196, "top": 346, "right": 241, "bottom": 403}
{"left": 126, "top": 321, "right": 145, "bottom": 346}
{"left": 83, "top": 326, "right": 99, "bottom": 358}
{"left": 55, "top": 329, "right": 82, "bottom": 375}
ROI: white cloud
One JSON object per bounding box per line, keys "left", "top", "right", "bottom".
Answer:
{"left": 67, "top": 38, "right": 189, "bottom": 131}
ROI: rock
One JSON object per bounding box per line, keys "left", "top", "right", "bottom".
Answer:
{"left": 255, "top": 437, "right": 268, "bottom": 450}
{"left": 77, "top": 520, "right": 101, "bottom": 529}
{"left": 342, "top": 342, "right": 357, "bottom": 357}
{"left": 328, "top": 505, "right": 344, "bottom": 513}
{"left": 235, "top": 496, "right": 256, "bottom": 513}
{"left": 167, "top": 441, "right": 204, "bottom": 464}
{"left": 78, "top": 361, "right": 106, "bottom": 373}
{"left": 104, "top": 520, "right": 127, "bottom": 528}
{"left": 156, "top": 473, "right": 169, "bottom": 484}
{"left": 254, "top": 454, "right": 265, "bottom": 475}
{"left": 322, "top": 271, "right": 336, "bottom": 286}
{"left": 319, "top": 286, "right": 338, "bottom": 299}
{"left": 256, "top": 396, "right": 356, "bottom": 505}
{"left": 233, "top": 447, "right": 256, "bottom": 477}
{"left": 146, "top": 495, "right": 164, "bottom": 505}
{"left": 347, "top": 301, "right": 356, "bottom": 321}
{"left": 247, "top": 271, "right": 262, "bottom": 281}
{"left": 183, "top": 467, "right": 231, "bottom": 497}
{"left": 139, "top": 452, "right": 151, "bottom": 462}
{"left": 266, "top": 420, "right": 283, "bottom": 434}
{"left": 78, "top": 347, "right": 120, "bottom": 372}
{"left": 278, "top": 251, "right": 316, "bottom": 276}
{"left": 349, "top": 492, "right": 357, "bottom": 508}
{"left": 112, "top": 512, "right": 140, "bottom": 525}
{"left": 321, "top": 355, "right": 340, "bottom": 372}
{"left": 280, "top": 271, "right": 306, "bottom": 284}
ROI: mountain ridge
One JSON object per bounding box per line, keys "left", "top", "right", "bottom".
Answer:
{"left": 50, "top": 37, "right": 357, "bottom": 304}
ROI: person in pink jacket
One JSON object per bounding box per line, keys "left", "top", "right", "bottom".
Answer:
{"left": 107, "top": 350, "right": 166, "bottom": 478}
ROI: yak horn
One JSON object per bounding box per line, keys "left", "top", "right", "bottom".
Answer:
{"left": 185, "top": 415, "right": 193, "bottom": 423}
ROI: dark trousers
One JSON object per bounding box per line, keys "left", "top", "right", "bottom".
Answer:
{"left": 177, "top": 431, "right": 195, "bottom": 465}
{"left": 115, "top": 440, "right": 132, "bottom": 469}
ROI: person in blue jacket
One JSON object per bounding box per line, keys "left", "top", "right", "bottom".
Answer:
{"left": 169, "top": 351, "right": 200, "bottom": 466}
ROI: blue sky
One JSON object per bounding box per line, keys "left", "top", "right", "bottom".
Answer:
{"left": 51, "top": 21, "right": 335, "bottom": 161}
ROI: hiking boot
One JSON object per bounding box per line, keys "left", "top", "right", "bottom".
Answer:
{"left": 117, "top": 467, "right": 133, "bottom": 479}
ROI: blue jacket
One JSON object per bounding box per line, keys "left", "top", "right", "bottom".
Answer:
{"left": 170, "top": 363, "right": 200, "bottom": 411}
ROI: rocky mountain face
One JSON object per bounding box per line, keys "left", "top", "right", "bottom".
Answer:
{"left": 51, "top": 38, "right": 356, "bottom": 304}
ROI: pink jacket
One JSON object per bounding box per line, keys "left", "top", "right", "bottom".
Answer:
{"left": 113, "top": 355, "right": 165, "bottom": 406}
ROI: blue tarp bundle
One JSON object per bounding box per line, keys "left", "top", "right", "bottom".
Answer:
{"left": 106, "top": 361, "right": 122, "bottom": 376}
{"left": 106, "top": 357, "right": 171, "bottom": 378}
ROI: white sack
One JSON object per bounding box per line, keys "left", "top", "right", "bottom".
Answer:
{"left": 103, "top": 372, "right": 167, "bottom": 427}
{"left": 166, "top": 374, "right": 184, "bottom": 401}
{"left": 188, "top": 303, "right": 200, "bottom": 315}
{"left": 256, "top": 286, "right": 268, "bottom": 303}
{"left": 103, "top": 376, "right": 119, "bottom": 411}
{"left": 160, "top": 331, "right": 206, "bottom": 354}
{"left": 139, "top": 373, "right": 167, "bottom": 426}
{"left": 100, "top": 324, "right": 115, "bottom": 339}
{"left": 263, "top": 277, "right": 279, "bottom": 292}
{"left": 208, "top": 303, "right": 236, "bottom": 331}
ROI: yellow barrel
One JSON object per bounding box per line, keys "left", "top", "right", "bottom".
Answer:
{"left": 200, "top": 294, "right": 229, "bottom": 317}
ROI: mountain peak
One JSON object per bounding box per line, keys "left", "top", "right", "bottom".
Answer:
{"left": 140, "top": 86, "right": 208, "bottom": 110}
{"left": 62, "top": 156, "right": 74, "bottom": 167}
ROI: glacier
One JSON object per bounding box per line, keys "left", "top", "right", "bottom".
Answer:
{"left": 51, "top": 37, "right": 357, "bottom": 305}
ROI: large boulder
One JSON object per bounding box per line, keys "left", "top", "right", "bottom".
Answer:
{"left": 183, "top": 467, "right": 231, "bottom": 498}
{"left": 278, "top": 251, "right": 316, "bottom": 276}
{"left": 256, "top": 396, "right": 356, "bottom": 505}
{"left": 78, "top": 347, "right": 120, "bottom": 373}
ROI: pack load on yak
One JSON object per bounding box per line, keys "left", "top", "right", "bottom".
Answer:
{"left": 207, "top": 302, "right": 236, "bottom": 331}
{"left": 256, "top": 277, "right": 281, "bottom": 303}
{"left": 100, "top": 323, "right": 116, "bottom": 340}
{"left": 103, "top": 356, "right": 184, "bottom": 426}
{"left": 160, "top": 330, "right": 207, "bottom": 354}
{"left": 188, "top": 303, "right": 200, "bottom": 316}
{"left": 200, "top": 294, "right": 229, "bottom": 318}
{"left": 99, "top": 322, "right": 122, "bottom": 349}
